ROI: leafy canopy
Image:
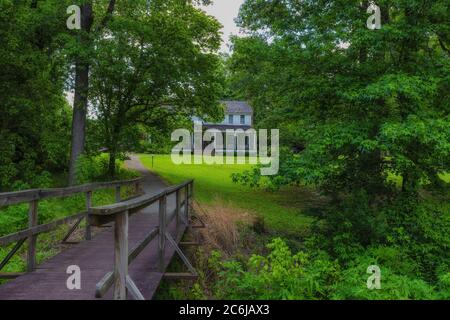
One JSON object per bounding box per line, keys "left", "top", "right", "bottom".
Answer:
{"left": 229, "top": 0, "right": 450, "bottom": 197}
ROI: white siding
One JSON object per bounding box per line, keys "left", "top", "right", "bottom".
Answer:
{"left": 221, "top": 114, "right": 252, "bottom": 125}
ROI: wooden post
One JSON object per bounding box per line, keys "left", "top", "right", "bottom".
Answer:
{"left": 27, "top": 200, "right": 38, "bottom": 272}
{"left": 134, "top": 182, "right": 140, "bottom": 195}
{"left": 175, "top": 189, "right": 181, "bottom": 238}
{"left": 158, "top": 194, "right": 167, "bottom": 272}
{"left": 184, "top": 184, "right": 189, "bottom": 226}
{"left": 187, "top": 183, "right": 192, "bottom": 224}
{"left": 85, "top": 191, "right": 92, "bottom": 240}
{"left": 113, "top": 210, "right": 129, "bottom": 300}
{"left": 115, "top": 185, "right": 121, "bottom": 203}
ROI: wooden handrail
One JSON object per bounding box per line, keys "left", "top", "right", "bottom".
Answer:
{"left": 165, "top": 179, "right": 193, "bottom": 196}
{"left": 0, "top": 177, "right": 195, "bottom": 296}
{"left": 0, "top": 212, "right": 87, "bottom": 246}
{"left": 0, "top": 177, "right": 143, "bottom": 277}
{"left": 89, "top": 179, "right": 193, "bottom": 219}
{"left": 0, "top": 178, "right": 142, "bottom": 207}
{"left": 89, "top": 192, "right": 164, "bottom": 217}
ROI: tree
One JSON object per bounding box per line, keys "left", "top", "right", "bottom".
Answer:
{"left": 68, "top": 1, "right": 93, "bottom": 186}
{"left": 230, "top": 0, "right": 449, "bottom": 199}
{"left": 68, "top": 0, "right": 118, "bottom": 185}
{"left": 0, "top": 0, "right": 72, "bottom": 190}
{"left": 88, "top": 0, "right": 224, "bottom": 177}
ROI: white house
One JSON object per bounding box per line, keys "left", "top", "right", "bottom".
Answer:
{"left": 192, "top": 101, "right": 254, "bottom": 154}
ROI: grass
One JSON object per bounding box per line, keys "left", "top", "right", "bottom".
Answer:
{"left": 139, "top": 154, "right": 316, "bottom": 235}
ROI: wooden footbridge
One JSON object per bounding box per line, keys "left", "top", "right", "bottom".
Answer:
{"left": 0, "top": 160, "right": 201, "bottom": 300}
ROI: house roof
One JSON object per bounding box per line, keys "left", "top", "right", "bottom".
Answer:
{"left": 220, "top": 101, "right": 253, "bottom": 114}
{"left": 203, "top": 124, "right": 252, "bottom": 131}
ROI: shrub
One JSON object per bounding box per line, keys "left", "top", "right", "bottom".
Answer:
{"left": 74, "top": 154, "right": 138, "bottom": 184}
{"left": 309, "top": 189, "right": 449, "bottom": 284}
{"left": 331, "top": 254, "right": 437, "bottom": 300}
{"left": 212, "top": 238, "right": 340, "bottom": 300}
{"left": 437, "top": 272, "right": 450, "bottom": 299}
{"left": 74, "top": 154, "right": 108, "bottom": 184}
{"left": 0, "top": 204, "right": 29, "bottom": 237}
{"left": 383, "top": 196, "right": 450, "bottom": 283}
{"left": 210, "top": 238, "right": 447, "bottom": 300}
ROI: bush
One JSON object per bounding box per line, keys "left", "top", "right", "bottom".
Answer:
{"left": 332, "top": 266, "right": 437, "bottom": 300}
{"left": 0, "top": 98, "right": 71, "bottom": 192}
{"left": 74, "top": 154, "right": 139, "bottom": 184}
{"left": 212, "top": 238, "right": 340, "bottom": 300}
{"left": 382, "top": 196, "right": 450, "bottom": 283}
{"left": 0, "top": 204, "right": 29, "bottom": 237}
{"left": 308, "top": 190, "right": 450, "bottom": 284}
{"left": 210, "top": 238, "right": 448, "bottom": 300}
{"left": 331, "top": 251, "right": 437, "bottom": 300}
{"left": 74, "top": 154, "right": 108, "bottom": 184}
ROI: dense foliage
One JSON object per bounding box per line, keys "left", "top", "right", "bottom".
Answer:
{"left": 88, "top": 0, "right": 224, "bottom": 177}
{"left": 0, "top": 0, "right": 448, "bottom": 301}
{"left": 0, "top": 0, "right": 226, "bottom": 289}
{"left": 211, "top": 238, "right": 450, "bottom": 300}
{"left": 225, "top": 0, "right": 449, "bottom": 299}
{"left": 0, "top": 0, "right": 73, "bottom": 190}
{"left": 231, "top": 0, "right": 449, "bottom": 195}
{"left": 0, "top": 0, "right": 224, "bottom": 187}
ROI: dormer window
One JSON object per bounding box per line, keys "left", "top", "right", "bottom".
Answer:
{"left": 240, "top": 115, "right": 245, "bottom": 124}
{"left": 228, "top": 115, "right": 234, "bottom": 124}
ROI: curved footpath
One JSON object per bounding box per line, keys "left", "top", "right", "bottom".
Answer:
{"left": 0, "top": 155, "right": 185, "bottom": 300}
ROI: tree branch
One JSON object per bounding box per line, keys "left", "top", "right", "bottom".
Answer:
{"left": 96, "top": 0, "right": 116, "bottom": 32}
{"left": 438, "top": 37, "right": 450, "bottom": 57}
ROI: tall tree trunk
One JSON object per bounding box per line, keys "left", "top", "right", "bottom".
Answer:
{"left": 358, "top": 1, "right": 369, "bottom": 64}
{"left": 68, "top": 0, "right": 117, "bottom": 185}
{"left": 69, "top": 63, "right": 90, "bottom": 185}
{"left": 108, "top": 122, "right": 122, "bottom": 179}
{"left": 108, "top": 150, "right": 117, "bottom": 179}
{"left": 68, "top": 3, "right": 93, "bottom": 185}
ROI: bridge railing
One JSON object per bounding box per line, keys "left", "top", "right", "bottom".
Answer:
{"left": 89, "top": 179, "right": 195, "bottom": 300}
{"left": 0, "top": 178, "right": 143, "bottom": 278}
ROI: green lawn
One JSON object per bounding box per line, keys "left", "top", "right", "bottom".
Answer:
{"left": 139, "top": 154, "right": 315, "bottom": 235}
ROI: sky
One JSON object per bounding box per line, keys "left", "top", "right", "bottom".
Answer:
{"left": 200, "top": 0, "right": 245, "bottom": 53}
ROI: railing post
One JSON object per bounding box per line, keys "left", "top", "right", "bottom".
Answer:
{"left": 115, "top": 185, "right": 121, "bottom": 203}
{"left": 175, "top": 189, "right": 181, "bottom": 238}
{"left": 158, "top": 194, "right": 167, "bottom": 272}
{"left": 184, "top": 184, "right": 189, "bottom": 226}
{"left": 85, "top": 191, "right": 92, "bottom": 240}
{"left": 27, "top": 200, "right": 38, "bottom": 272}
{"left": 187, "top": 183, "right": 192, "bottom": 223}
{"left": 113, "top": 210, "right": 129, "bottom": 300}
{"left": 134, "top": 181, "right": 140, "bottom": 195}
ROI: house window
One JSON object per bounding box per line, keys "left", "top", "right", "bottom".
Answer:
{"left": 228, "top": 115, "right": 234, "bottom": 124}
{"left": 240, "top": 115, "right": 245, "bottom": 125}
